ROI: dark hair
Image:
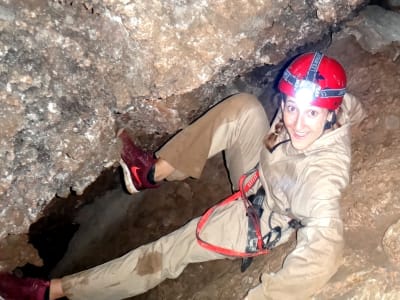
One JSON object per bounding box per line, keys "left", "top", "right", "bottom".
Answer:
{"left": 264, "top": 117, "right": 285, "bottom": 152}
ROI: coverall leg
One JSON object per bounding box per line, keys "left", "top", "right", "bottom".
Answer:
{"left": 61, "top": 93, "right": 270, "bottom": 299}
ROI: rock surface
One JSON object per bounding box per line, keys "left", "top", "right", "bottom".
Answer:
{"left": 0, "top": 0, "right": 367, "bottom": 240}
{"left": 1, "top": 2, "right": 400, "bottom": 300}
{"left": 45, "top": 7, "right": 400, "bottom": 300}
{"left": 344, "top": 5, "right": 400, "bottom": 54}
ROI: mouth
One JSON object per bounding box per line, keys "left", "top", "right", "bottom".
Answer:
{"left": 292, "top": 131, "right": 308, "bottom": 139}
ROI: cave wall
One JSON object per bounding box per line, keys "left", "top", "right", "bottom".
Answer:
{"left": 0, "top": 0, "right": 367, "bottom": 241}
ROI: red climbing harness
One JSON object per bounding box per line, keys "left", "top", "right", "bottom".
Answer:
{"left": 196, "top": 168, "right": 270, "bottom": 257}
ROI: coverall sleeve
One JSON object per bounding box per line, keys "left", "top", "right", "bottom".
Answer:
{"left": 245, "top": 225, "right": 343, "bottom": 300}
{"left": 341, "top": 93, "right": 367, "bottom": 126}
{"left": 246, "top": 163, "right": 348, "bottom": 300}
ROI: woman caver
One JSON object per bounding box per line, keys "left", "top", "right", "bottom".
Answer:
{"left": 0, "top": 51, "right": 366, "bottom": 300}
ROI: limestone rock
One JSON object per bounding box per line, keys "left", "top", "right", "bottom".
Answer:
{"left": 383, "top": 219, "right": 400, "bottom": 265}
{"left": 0, "top": 0, "right": 366, "bottom": 240}
{"left": 0, "top": 234, "right": 42, "bottom": 272}
{"left": 343, "top": 5, "right": 400, "bottom": 54}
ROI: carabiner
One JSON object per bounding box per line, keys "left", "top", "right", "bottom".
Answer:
{"left": 263, "top": 226, "right": 282, "bottom": 250}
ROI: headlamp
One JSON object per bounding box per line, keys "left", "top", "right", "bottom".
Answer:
{"left": 294, "top": 80, "right": 321, "bottom": 104}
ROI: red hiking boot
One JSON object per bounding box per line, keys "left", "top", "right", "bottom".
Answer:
{"left": 118, "top": 129, "right": 159, "bottom": 193}
{"left": 0, "top": 273, "right": 49, "bottom": 300}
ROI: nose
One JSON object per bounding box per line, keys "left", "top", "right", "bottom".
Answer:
{"left": 294, "top": 113, "right": 305, "bottom": 131}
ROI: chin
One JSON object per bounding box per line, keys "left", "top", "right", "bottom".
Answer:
{"left": 290, "top": 140, "right": 311, "bottom": 151}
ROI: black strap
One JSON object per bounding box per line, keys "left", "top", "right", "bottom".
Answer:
{"left": 319, "top": 88, "right": 346, "bottom": 97}
{"left": 241, "top": 187, "right": 265, "bottom": 272}
{"left": 244, "top": 187, "right": 265, "bottom": 253}
{"left": 306, "top": 51, "right": 324, "bottom": 82}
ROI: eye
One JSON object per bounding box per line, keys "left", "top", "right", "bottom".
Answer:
{"left": 308, "top": 110, "right": 319, "bottom": 118}
{"left": 285, "top": 104, "right": 297, "bottom": 113}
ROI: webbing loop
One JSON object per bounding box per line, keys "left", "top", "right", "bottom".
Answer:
{"left": 196, "top": 168, "right": 270, "bottom": 257}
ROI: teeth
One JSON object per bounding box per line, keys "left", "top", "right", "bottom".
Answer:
{"left": 295, "top": 132, "right": 306, "bottom": 136}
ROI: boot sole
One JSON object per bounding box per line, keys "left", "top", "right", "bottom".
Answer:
{"left": 120, "top": 159, "right": 140, "bottom": 194}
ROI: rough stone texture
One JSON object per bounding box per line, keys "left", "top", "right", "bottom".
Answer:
{"left": 0, "top": 3, "right": 399, "bottom": 299}
{"left": 383, "top": 219, "right": 400, "bottom": 265}
{"left": 344, "top": 5, "right": 400, "bottom": 54}
{"left": 0, "top": 234, "right": 42, "bottom": 271}
{"left": 0, "top": 0, "right": 367, "bottom": 245}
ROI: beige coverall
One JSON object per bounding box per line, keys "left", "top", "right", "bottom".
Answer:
{"left": 61, "top": 92, "right": 365, "bottom": 300}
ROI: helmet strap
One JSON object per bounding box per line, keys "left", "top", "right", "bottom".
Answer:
{"left": 324, "top": 111, "right": 337, "bottom": 130}
{"left": 305, "top": 51, "right": 324, "bottom": 82}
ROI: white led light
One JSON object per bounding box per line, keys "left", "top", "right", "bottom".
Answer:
{"left": 295, "top": 88, "right": 314, "bottom": 103}
{"left": 294, "top": 80, "right": 321, "bottom": 104}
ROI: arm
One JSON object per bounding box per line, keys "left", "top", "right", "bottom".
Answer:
{"left": 340, "top": 93, "right": 367, "bottom": 126}
{"left": 246, "top": 156, "right": 349, "bottom": 300}
{"left": 245, "top": 223, "right": 343, "bottom": 300}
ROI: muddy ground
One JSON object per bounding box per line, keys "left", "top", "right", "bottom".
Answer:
{"left": 44, "top": 32, "right": 400, "bottom": 299}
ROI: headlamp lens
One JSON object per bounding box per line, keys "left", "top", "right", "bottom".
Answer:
{"left": 294, "top": 80, "right": 321, "bottom": 104}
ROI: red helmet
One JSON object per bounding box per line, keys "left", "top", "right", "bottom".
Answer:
{"left": 278, "top": 52, "right": 347, "bottom": 110}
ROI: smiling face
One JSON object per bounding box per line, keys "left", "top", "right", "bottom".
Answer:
{"left": 282, "top": 96, "right": 330, "bottom": 150}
